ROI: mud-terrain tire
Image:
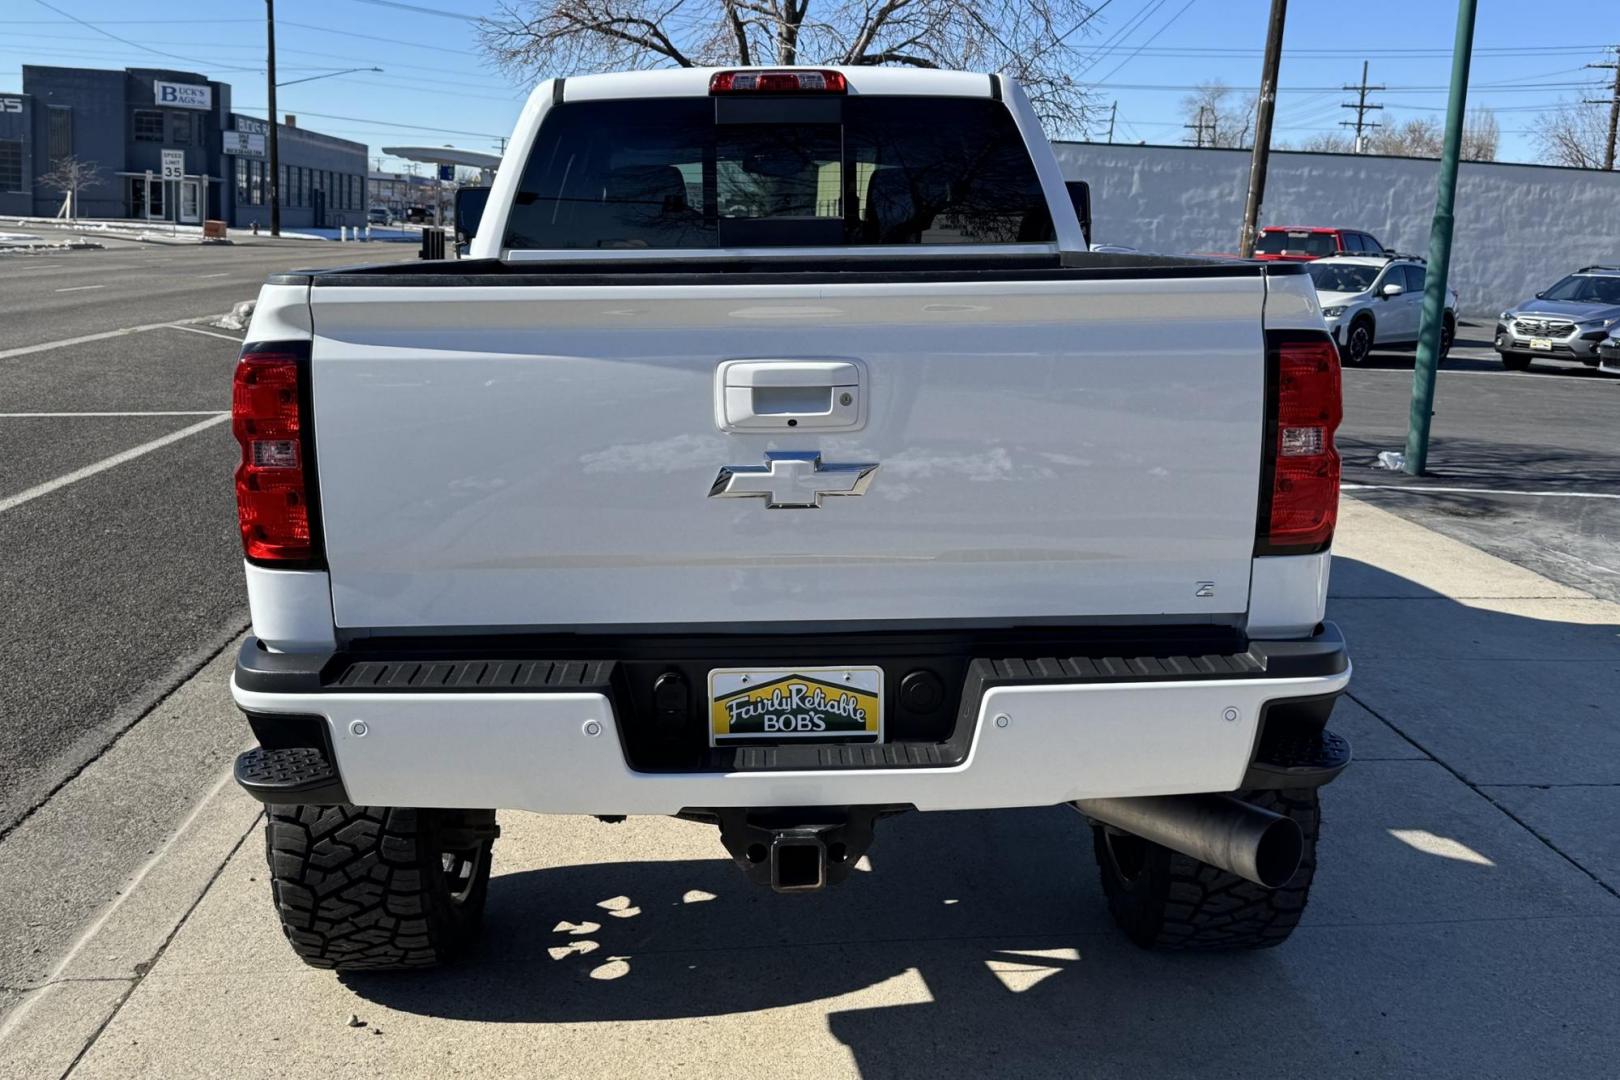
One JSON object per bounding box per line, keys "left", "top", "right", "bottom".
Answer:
{"left": 265, "top": 804, "right": 497, "bottom": 971}
{"left": 1091, "top": 788, "right": 1319, "bottom": 951}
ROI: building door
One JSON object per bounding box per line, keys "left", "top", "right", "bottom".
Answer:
{"left": 179, "top": 179, "right": 201, "bottom": 224}
{"left": 128, "top": 176, "right": 165, "bottom": 220}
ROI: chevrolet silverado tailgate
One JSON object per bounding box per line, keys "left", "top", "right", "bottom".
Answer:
{"left": 306, "top": 272, "right": 1267, "bottom": 630}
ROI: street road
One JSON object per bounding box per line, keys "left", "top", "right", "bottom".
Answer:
{"left": 1338, "top": 325, "right": 1620, "bottom": 602}
{"left": 0, "top": 240, "right": 415, "bottom": 836}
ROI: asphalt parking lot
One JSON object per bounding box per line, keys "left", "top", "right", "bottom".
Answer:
{"left": 1338, "top": 324, "right": 1620, "bottom": 602}
{"left": 0, "top": 239, "right": 414, "bottom": 838}
{"left": 1, "top": 250, "right": 1617, "bottom": 1077}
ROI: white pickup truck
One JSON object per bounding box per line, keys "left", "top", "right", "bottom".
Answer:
{"left": 230, "top": 66, "right": 1350, "bottom": 970}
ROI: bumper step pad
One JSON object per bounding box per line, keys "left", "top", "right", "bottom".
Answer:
{"left": 235, "top": 746, "right": 349, "bottom": 806}
{"left": 1243, "top": 729, "right": 1351, "bottom": 789}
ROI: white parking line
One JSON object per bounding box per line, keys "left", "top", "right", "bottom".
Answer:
{"left": 0, "top": 313, "right": 246, "bottom": 361}
{"left": 54, "top": 284, "right": 105, "bottom": 292}
{"left": 0, "top": 414, "right": 230, "bottom": 515}
{"left": 1345, "top": 483, "right": 1620, "bottom": 501}
{"left": 0, "top": 410, "right": 227, "bottom": 418}
{"left": 162, "top": 324, "right": 243, "bottom": 342}
{"left": 1348, "top": 366, "right": 1615, "bottom": 382}
{"left": 197, "top": 272, "right": 230, "bottom": 278}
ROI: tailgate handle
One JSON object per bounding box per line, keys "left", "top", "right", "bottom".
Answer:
{"left": 715, "top": 359, "right": 866, "bottom": 432}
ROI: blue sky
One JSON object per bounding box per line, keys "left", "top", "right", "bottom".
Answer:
{"left": 1, "top": 0, "right": 1615, "bottom": 173}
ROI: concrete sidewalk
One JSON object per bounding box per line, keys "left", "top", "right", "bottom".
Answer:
{"left": 3, "top": 500, "right": 1617, "bottom": 1078}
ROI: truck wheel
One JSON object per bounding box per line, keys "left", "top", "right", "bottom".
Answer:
{"left": 1439, "top": 316, "right": 1455, "bottom": 359}
{"left": 1500, "top": 352, "right": 1532, "bottom": 371}
{"left": 1340, "top": 319, "right": 1374, "bottom": 365}
{"left": 1090, "top": 788, "right": 1319, "bottom": 951}
{"left": 265, "top": 804, "right": 497, "bottom": 971}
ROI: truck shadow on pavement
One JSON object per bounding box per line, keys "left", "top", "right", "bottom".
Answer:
{"left": 342, "top": 559, "right": 1620, "bottom": 1077}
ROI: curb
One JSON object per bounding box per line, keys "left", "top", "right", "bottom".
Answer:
{"left": 0, "top": 777, "right": 262, "bottom": 1078}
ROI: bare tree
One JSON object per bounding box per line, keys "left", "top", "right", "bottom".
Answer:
{"left": 1357, "top": 110, "right": 1496, "bottom": 162}
{"left": 1461, "top": 108, "right": 1499, "bottom": 162}
{"left": 37, "top": 156, "right": 105, "bottom": 222}
{"left": 1293, "top": 131, "right": 1352, "bottom": 154}
{"left": 1535, "top": 99, "right": 1612, "bottom": 169}
{"left": 1366, "top": 117, "right": 1441, "bottom": 158}
{"left": 477, "top": 0, "right": 1104, "bottom": 132}
{"left": 1177, "top": 80, "right": 1256, "bottom": 148}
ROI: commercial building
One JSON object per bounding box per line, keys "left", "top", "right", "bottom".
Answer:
{"left": 0, "top": 65, "right": 367, "bottom": 230}
{"left": 367, "top": 168, "right": 439, "bottom": 220}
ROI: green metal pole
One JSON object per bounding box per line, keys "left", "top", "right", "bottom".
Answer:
{"left": 1404, "top": 0, "right": 1478, "bottom": 475}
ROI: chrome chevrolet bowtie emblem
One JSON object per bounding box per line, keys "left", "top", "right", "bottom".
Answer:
{"left": 709, "top": 451, "right": 878, "bottom": 509}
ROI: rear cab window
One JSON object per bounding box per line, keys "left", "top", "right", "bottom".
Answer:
{"left": 1255, "top": 230, "right": 1337, "bottom": 257}
{"left": 503, "top": 96, "right": 1054, "bottom": 250}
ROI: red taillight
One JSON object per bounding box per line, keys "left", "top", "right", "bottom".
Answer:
{"left": 709, "top": 69, "right": 847, "bottom": 94}
{"left": 1262, "top": 333, "right": 1341, "bottom": 552}
{"left": 232, "top": 350, "right": 318, "bottom": 563}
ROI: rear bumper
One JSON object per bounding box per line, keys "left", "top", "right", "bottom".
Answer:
{"left": 231, "top": 625, "right": 1351, "bottom": 814}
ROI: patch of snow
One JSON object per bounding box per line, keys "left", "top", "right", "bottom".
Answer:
{"left": 212, "top": 300, "right": 256, "bottom": 332}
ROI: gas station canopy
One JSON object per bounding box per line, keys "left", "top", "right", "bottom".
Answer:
{"left": 381, "top": 146, "right": 502, "bottom": 173}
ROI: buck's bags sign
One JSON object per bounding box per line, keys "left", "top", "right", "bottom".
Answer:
{"left": 154, "top": 81, "right": 211, "bottom": 110}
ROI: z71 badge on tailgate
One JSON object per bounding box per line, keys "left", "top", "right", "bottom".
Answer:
{"left": 709, "top": 667, "right": 883, "bottom": 744}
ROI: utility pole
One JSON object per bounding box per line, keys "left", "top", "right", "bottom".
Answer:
{"left": 1106, "top": 101, "right": 1117, "bottom": 144}
{"left": 1185, "top": 105, "right": 1212, "bottom": 148}
{"left": 1584, "top": 46, "right": 1620, "bottom": 171}
{"left": 1404, "top": 0, "right": 1478, "bottom": 476}
{"left": 1340, "top": 60, "right": 1385, "bottom": 153}
{"left": 265, "top": 0, "right": 281, "bottom": 237}
{"left": 1237, "top": 0, "right": 1287, "bottom": 259}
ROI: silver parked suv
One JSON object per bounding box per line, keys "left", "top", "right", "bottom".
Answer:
{"left": 1495, "top": 265, "right": 1620, "bottom": 371}
{"left": 1306, "top": 253, "right": 1457, "bottom": 366}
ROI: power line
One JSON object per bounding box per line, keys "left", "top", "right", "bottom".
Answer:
{"left": 0, "top": 17, "right": 261, "bottom": 24}
{"left": 1094, "top": 0, "right": 1201, "bottom": 84}
{"left": 338, "top": 0, "right": 479, "bottom": 21}
{"left": 233, "top": 105, "right": 501, "bottom": 140}
{"left": 278, "top": 18, "right": 481, "bottom": 57}
{"left": 1341, "top": 60, "right": 1384, "bottom": 151}
{"left": 1078, "top": 0, "right": 1170, "bottom": 74}
{"left": 26, "top": 0, "right": 264, "bottom": 72}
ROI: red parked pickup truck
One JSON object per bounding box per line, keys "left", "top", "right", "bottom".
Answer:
{"left": 1253, "top": 226, "right": 1386, "bottom": 262}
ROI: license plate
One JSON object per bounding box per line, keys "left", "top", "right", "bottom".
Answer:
{"left": 709, "top": 666, "right": 883, "bottom": 745}
{"left": 1530, "top": 337, "right": 1553, "bottom": 351}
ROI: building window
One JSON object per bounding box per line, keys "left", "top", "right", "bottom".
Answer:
{"left": 169, "top": 111, "right": 193, "bottom": 145}
{"left": 249, "top": 160, "right": 263, "bottom": 206}
{"left": 133, "top": 110, "right": 164, "bottom": 142}
{"left": 236, "top": 156, "right": 248, "bottom": 203}
{"left": 278, "top": 164, "right": 287, "bottom": 206}
{"left": 0, "top": 140, "right": 21, "bottom": 191}
{"left": 47, "top": 105, "right": 71, "bottom": 167}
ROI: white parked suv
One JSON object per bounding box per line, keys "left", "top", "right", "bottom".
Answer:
{"left": 1306, "top": 254, "right": 1458, "bottom": 365}
{"left": 229, "top": 66, "right": 1351, "bottom": 970}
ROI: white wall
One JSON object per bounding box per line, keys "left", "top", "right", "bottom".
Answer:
{"left": 1053, "top": 141, "right": 1620, "bottom": 316}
